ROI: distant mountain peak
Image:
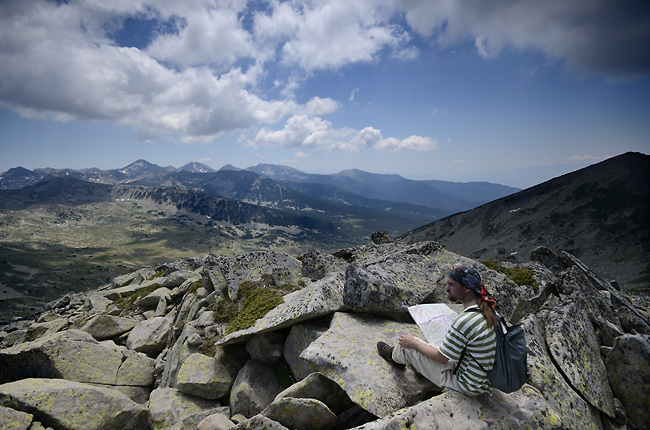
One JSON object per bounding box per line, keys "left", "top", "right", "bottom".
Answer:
{"left": 179, "top": 162, "right": 215, "bottom": 173}
{"left": 247, "top": 164, "right": 309, "bottom": 181}
{"left": 118, "top": 159, "right": 166, "bottom": 178}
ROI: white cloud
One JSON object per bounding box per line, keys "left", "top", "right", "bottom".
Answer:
{"left": 270, "top": 0, "right": 405, "bottom": 71}
{"left": 0, "top": 0, "right": 647, "bottom": 154}
{"left": 349, "top": 88, "right": 360, "bottom": 102}
{"left": 398, "top": 0, "right": 650, "bottom": 75}
{"left": 295, "top": 151, "right": 308, "bottom": 158}
{"left": 248, "top": 115, "right": 437, "bottom": 152}
{"left": 146, "top": 5, "right": 254, "bottom": 68}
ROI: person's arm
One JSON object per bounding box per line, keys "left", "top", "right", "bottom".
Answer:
{"left": 399, "top": 333, "right": 449, "bottom": 364}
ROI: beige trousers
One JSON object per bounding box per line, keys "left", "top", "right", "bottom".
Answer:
{"left": 392, "top": 338, "right": 469, "bottom": 395}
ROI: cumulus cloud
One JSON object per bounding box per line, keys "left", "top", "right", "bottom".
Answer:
{"left": 0, "top": 0, "right": 647, "bottom": 151}
{"left": 399, "top": 0, "right": 650, "bottom": 75}
{"left": 248, "top": 115, "right": 437, "bottom": 152}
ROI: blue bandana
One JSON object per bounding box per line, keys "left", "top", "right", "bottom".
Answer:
{"left": 448, "top": 266, "right": 496, "bottom": 309}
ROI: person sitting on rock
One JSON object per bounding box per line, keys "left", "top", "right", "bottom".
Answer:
{"left": 377, "top": 266, "right": 497, "bottom": 396}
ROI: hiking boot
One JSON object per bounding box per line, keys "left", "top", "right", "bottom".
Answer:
{"left": 377, "top": 341, "right": 405, "bottom": 368}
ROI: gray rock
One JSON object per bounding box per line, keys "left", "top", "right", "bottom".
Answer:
{"left": 126, "top": 316, "right": 173, "bottom": 356}
{"left": 217, "top": 272, "right": 345, "bottom": 346}
{"left": 371, "top": 230, "right": 392, "bottom": 244}
{"left": 350, "top": 386, "right": 561, "bottom": 429}
{"left": 0, "top": 405, "right": 33, "bottom": 430}
{"left": 229, "top": 360, "right": 283, "bottom": 418}
{"left": 300, "top": 250, "right": 348, "bottom": 281}
{"left": 159, "top": 270, "right": 200, "bottom": 288}
{"left": 217, "top": 251, "right": 303, "bottom": 299}
{"left": 81, "top": 314, "right": 137, "bottom": 340}
{"left": 232, "top": 415, "right": 288, "bottom": 430}
{"left": 1, "top": 330, "right": 120, "bottom": 385}
{"left": 176, "top": 353, "right": 234, "bottom": 400}
{"left": 283, "top": 321, "right": 329, "bottom": 381}
{"left": 530, "top": 246, "right": 567, "bottom": 274}
{"left": 198, "top": 412, "right": 235, "bottom": 430}
{"left": 299, "top": 312, "right": 437, "bottom": 417}
{"left": 605, "top": 334, "right": 650, "bottom": 430}
{"left": 261, "top": 397, "right": 337, "bottom": 430}
{"left": 544, "top": 302, "right": 615, "bottom": 418}
{"left": 342, "top": 257, "right": 440, "bottom": 316}
{"left": 82, "top": 293, "right": 113, "bottom": 313}
{"left": 0, "top": 378, "right": 150, "bottom": 430}
{"left": 23, "top": 318, "right": 68, "bottom": 342}
{"left": 138, "top": 287, "right": 172, "bottom": 308}
{"left": 274, "top": 372, "right": 354, "bottom": 415}
{"left": 246, "top": 332, "right": 284, "bottom": 364}
{"left": 524, "top": 313, "right": 603, "bottom": 429}
{"left": 149, "top": 387, "right": 220, "bottom": 430}
{"left": 169, "top": 407, "right": 230, "bottom": 430}
{"left": 617, "top": 306, "right": 650, "bottom": 334}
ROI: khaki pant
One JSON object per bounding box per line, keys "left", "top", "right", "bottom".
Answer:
{"left": 392, "top": 338, "right": 470, "bottom": 395}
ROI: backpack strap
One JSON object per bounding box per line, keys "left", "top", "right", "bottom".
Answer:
{"left": 453, "top": 307, "right": 498, "bottom": 375}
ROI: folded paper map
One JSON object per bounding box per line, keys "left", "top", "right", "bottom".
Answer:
{"left": 407, "top": 303, "right": 458, "bottom": 347}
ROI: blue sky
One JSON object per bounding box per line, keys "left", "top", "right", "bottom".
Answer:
{"left": 1, "top": 1, "right": 649, "bottom": 189}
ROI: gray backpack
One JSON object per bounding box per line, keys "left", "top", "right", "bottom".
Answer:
{"left": 455, "top": 310, "right": 528, "bottom": 393}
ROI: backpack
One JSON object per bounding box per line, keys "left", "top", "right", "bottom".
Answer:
{"left": 455, "top": 310, "right": 528, "bottom": 393}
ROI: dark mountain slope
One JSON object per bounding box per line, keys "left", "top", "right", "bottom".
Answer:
{"left": 399, "top": 152, "right": 650, "bottom": 289}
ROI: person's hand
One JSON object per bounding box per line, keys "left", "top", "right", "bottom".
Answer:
{"left": 398, "top": 333, "right": 418, "bottom": 349}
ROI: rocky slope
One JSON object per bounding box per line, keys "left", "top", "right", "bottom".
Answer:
{"left": 399, "top": 152, "right": 650, "bottom": 290}
{"left": 1, "top": 238, "right": 649, "bottom": 430}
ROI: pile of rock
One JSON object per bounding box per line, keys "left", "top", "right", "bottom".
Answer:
{"left": 1, "top": 241, "right": 649, "bottom": 430}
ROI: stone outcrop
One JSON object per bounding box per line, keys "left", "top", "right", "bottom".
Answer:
{"left": 1, "top": 242, "right": 648, "bottom": 430}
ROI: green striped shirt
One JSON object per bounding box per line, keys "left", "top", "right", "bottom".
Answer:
{"left": 439, "top": 306, "right": 496, "bottom": 395}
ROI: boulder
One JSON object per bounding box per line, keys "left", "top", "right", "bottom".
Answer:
{"left": 23, "top": 318, "right": 68, "bottom": 342}
{"left": 350, "top": 386, "right": 562, "bottom": 429}
{"left": 0, "top": 405, "right": 33, "bottom": 430}
{"left": 229, "top": 360, "right": 283, "bottom": 418}
{"left": 0, "top": 330, "right": 121, "bottom": 385}
{"left": 371, "top": 230, "right": 392, "bottom": 244}
{"left": 127, "top": 316, "right": 173, "bottom": 356}
{"left": 148, "top": 387, "right": 220, "bottom": 430}
{"left": 176, "top": 353, "right": 234, "bottom": 400}
{"left": 232, "top": 415, "right": 288, "bottom": 429}
{"left": 138, "top": 287, "right": 172, "bottom": 308}
{"left": 0, "top": 378, "right": 150, "bottom": 430}
{"left": 300, "top": 249, "right": 348, "bottom": 281}
{"left": 524, "top": 313, "right": 604, "bottom": 429}
{"left": 274, "top": 372, "right": 355, "bottom": 415}
{"left": 299, "top": 312, "right": 438, "bottom": 417}
{"left": 81, "top": 314, "right": 138, "bottom": 340}
{"left": 246, "top": 332, "right": 283, "bottom": 364}
{"left": 217, "top": 272, "right": 346, "bottom": 346}
{"left": 198, "top": 412, "right": 235, "bottom": 430}
{"left": 261, "top": 397, "right": 337, "bottom": 430}
{"left": 158, "top": 270, "right": 201, "bottom": 288}
{"left": 283, "top": 321, "right": 329, "bottom": 381}
{"left": 217, "top": 251, "right": 303, "bottom": 299}
{"left": 605, "top": 334, "right": 650, "bottom": 429}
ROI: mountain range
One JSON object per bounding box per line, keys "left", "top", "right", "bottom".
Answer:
{"left": 1, "top": 152, "right": 647, "bottom": 322}
{"left": 0, "top": 161, "right": 518, "bottom": 321}
{"left": 0, "top": 160, "right": 517, "bottom": 212}
{"left": 399, "top": 152, "right": 650, "bottom": 290}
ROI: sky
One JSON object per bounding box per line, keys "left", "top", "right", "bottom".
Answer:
{"left": 1, "top": 0, "right": 649, "bottom": 189}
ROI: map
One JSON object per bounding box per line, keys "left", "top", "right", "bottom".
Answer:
{"left": 407, "top": 303, "right": 458, "bottom": 347}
